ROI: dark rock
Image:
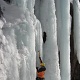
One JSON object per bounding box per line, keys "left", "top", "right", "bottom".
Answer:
{"left": 4, "top": 0, "right": 11, "bottom": 4}
{"left": 70, "top": 3, "right": 73, "bottom": 17}
{"left": 43, "top": 32, "right": 47, "bottom": 43}
{"left": 70, "top": 2, "right": 80, "bottom": 80}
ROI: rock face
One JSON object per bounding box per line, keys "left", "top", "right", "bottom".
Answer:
{"left": 70, "top": 2, "right": 80, "bottom": 80}
{"left": 71, "top": 53, "right": 80, "bottom": 80}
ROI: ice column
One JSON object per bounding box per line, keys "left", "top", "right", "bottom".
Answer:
{"left": 55, "top": 0, "right": 71, "bottom": 80}
{"left": 40, "top": 0, "right": 60, "bottom": 80}
{"left": 73, "top": 0, "right": 80, "bottom": 63}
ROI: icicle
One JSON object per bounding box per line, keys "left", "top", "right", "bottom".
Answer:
{"left": 40, "top": 0, "right": 60, "bottom": 80}
{"left": 55, "top": 0, "right": 71, "bottom": 80}
{"left": 73, "top": 0, "right": 80, "bottom": 63}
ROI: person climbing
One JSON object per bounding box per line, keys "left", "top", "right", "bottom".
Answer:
{"left": 36, "top": 51, "right": 46, "bottom": 80}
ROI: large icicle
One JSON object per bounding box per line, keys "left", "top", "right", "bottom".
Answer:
{"left": 55, "top": 0, "right": 71, "bottom": 80}
{"left": 40, "top": 0, "right": 60, "bottom": 80}
{"left": 73, "top": 0, "right": 80, "bottom": 63}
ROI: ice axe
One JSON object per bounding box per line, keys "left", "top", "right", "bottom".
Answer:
{"left": 38, "top": 51, "right": 40, "bottom": 57}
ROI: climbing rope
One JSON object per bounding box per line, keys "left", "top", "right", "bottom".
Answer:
{"left": 38, "top": 25, "right": 40, "bottom": 52}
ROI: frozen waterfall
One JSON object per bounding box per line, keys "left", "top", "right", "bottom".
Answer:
{"left": 1, "top": 0, "right": 80, "bottom": 80}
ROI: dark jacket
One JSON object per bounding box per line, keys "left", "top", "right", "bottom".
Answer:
{"left": 36, "top": 56, "right": 46, "bottom": 79}
{"left": 36, "top": 66, "right": 46, "bottom": 79}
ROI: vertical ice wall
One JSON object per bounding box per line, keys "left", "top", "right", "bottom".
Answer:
{"left": 55, "top": 0, "right": 71, "bottom": 80}
{"left": 0, "top": 0, "right": 41, "bottom": 80}
{"left": 39, "top": 0, "right": 60, "bottom": 80}
{"left": 73, "top": 0, "right": 80, "bottom": 63}
{"left": 35, "top": 20, "right": 43, "bottom": 67}
{"left": 34, "top": 0, "right": 43, "bottom": 66}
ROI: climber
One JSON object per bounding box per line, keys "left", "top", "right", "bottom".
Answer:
{"left": 36, "top": 51, "right": 46, "bottom": 80}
